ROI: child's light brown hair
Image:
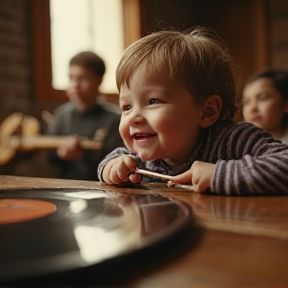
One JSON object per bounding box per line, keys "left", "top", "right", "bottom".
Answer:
{"left": 116, "top": 27, "right": 237, "bottom": 121}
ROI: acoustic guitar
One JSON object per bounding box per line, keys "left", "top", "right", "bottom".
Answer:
{"left": 0, "top": 112, "right": 106, "bottom": 166}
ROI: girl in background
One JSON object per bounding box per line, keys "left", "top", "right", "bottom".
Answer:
{"left": 242, "top": 69, "right": 288, "bottom": 145}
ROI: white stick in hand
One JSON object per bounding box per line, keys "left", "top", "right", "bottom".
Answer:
{"left": 167, "top": 181, "right": 198, "bottom": 192}
{"left": 135, "top": 168, "right": 172, "bottom": 180}
{"left": 135, "top": 168, "right": 198, "bottom": 192}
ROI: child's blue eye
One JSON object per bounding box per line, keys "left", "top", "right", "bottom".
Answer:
{"left": 149, "top": 98, "right": 161, "bottom": 105}
{"left": 122, "top": 104, "right": 132, "bottom": 111}
{"left": 242, "top": 99, "right": 249, "bottom": 106}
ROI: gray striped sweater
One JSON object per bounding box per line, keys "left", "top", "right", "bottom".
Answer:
{"left": 97, "top": 121, "right": 288, "bottom": 195}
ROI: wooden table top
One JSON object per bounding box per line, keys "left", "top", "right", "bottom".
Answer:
{"left": 1, "top": 175, "right": 288, "bottom": 287}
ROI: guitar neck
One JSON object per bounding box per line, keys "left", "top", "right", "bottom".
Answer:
{"left": 6, "top": 135, "right": 103, "bottom": 150}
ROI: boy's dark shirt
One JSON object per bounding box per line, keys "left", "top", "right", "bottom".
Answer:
{"left": 48, "top": 102, "right": 123, "bottom": 181}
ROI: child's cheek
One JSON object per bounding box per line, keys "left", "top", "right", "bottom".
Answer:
{"left": 119, "top": 121, "right": 134, "bottom": 152}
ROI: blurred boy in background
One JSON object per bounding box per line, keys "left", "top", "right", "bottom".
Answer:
{"left": 48, "top": 51, "right": 123, "bottom": 180}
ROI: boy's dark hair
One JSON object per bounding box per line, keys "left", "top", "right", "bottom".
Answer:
{"left": 244, "top": 69, "right": 288, "bottom": 101}
{"left": 70, "top": 51, "right": 105, "bottom": 78}
{"left": 116, "top": 27, "right": 238, "bottom": 121}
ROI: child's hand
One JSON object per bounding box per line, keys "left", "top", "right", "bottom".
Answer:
{"left": 168, "top": 161, "right": 216, "bottom": 193}
{"left": 57, "top": 135, "right": 83, "bottom": 160}
{"left": 102, "top": 156, "right": 141, "bottom": 185}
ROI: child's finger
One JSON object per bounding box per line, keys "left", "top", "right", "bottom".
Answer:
{"left": 129, "top": 173, "right": 142, "bottom": 183}
{"left": 167, "top": 170, "right": 192, "bottom": 184}
{"left": 123, "top": 156, "right": 138, "bottom": 172}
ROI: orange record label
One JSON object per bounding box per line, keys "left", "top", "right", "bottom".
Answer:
{"left": 0, "top": 198, "right": 57, "bottom": 224}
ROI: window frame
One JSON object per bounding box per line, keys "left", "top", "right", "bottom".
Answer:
{"left": 31, "top": 0, "right": 141, "bottom": 103}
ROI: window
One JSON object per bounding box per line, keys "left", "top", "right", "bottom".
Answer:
{"left": 31, "top": 0, "right": 140, "bottom": 102}
{"left": 50, "top": 0, "right": 124, "bottom": 93}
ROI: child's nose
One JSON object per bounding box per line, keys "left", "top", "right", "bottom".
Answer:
{"left": 70, "top": 79, "right": 80, "bottom": 88}
{"left": 250, "top": 99, "right": 258, "bottom": 111}
{"left": 128, "top": 111, "right": 145, "bottom": 126}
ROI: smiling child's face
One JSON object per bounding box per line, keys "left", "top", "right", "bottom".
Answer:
{"left": 119, "top": 65, "right": 205, "bottom": 166}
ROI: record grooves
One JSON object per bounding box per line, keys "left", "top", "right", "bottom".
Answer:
{"left": 0, "top": 188, "right": 193, "bottom": 284}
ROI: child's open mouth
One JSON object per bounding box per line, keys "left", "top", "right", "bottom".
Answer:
{"left": 133, "top": 133, "right": 157, "bottom": 140}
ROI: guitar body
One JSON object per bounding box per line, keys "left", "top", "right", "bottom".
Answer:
{"left": 0, "top": 113, "right": 105, "bottom": 166}
{"left": 0, "top": 113, "right": 40, "bottom": 165}
{"left": 0, "top": 112, "right": 40, "bottom": 136}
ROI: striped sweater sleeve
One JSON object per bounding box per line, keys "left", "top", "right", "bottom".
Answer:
{"left": 211, "top": 124, "right": 288, "bottom": 195}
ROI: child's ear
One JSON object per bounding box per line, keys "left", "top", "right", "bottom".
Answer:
{"left": 199, "top": 95, "right": 222, "bottom": 128}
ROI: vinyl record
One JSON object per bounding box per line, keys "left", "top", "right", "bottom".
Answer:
{"left": 0, "top": 188, "right": 193, "bottom": 282}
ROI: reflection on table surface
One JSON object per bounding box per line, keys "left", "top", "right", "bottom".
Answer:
{"left": 1, "top": 175, "right": 288, "bottom": 287}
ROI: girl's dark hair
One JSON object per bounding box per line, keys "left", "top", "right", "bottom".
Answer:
{"left": 70, "top": 51, "right": 105, "bottom": 78}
